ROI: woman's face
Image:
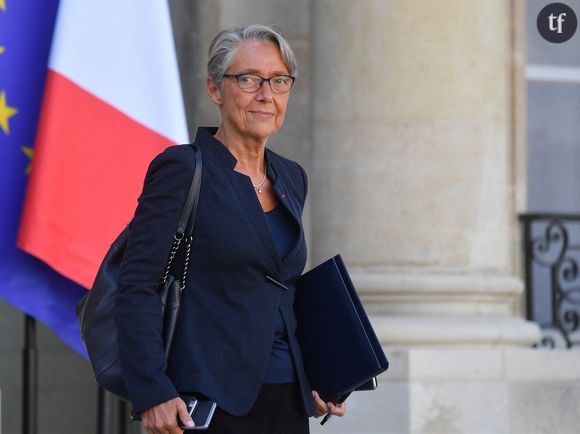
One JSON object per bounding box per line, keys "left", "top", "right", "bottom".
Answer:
{"left": 208, "top": 40, "right": 291, "bottom": 143}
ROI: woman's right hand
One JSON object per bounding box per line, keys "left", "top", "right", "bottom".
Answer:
{"left": 141, "top": 397, "right": 195, "bottom": 434}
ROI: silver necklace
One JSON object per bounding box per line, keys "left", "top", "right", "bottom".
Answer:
{"left": 252, "top": 161, "right": 267, "bottom": 194}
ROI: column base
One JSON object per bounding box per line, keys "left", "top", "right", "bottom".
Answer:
{"left": 371, "top": 315, "right": 541, "bottom": 348}
{"left": 351, "top": 269, "right": 542, "bottom": 347}
{"left": 310, "top": 348, "right": 580, "bottom": 434}
{"left": 353, "top": 269, "right": 525, "bottom": 318}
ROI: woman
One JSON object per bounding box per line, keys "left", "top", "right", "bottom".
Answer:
{"left": 114, "top": 25, "right": 346, "bottom": 434}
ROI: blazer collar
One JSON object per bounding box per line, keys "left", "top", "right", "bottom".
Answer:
{"left": 194, "top": 126, "right": 279, "bottom": 184}
{"left": 194, "top": 127, "right": 237, "bottom": 170}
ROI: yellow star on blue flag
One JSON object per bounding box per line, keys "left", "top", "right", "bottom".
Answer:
{"left": 21, "top": 146, "right": 34, "bottom": 174}
{"left": 0, "top": 91, "right": 18, "bottom": 135}
{"left": 0, "top": 0, "right": 6, "bottom": 12}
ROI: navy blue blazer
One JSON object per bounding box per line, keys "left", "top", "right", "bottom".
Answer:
{"left": 114, "top": 127, "right": 316, "bottom": 417}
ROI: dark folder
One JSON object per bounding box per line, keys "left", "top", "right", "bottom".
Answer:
{"left": 295, "top": 254, "right": 389, "bottom": 402}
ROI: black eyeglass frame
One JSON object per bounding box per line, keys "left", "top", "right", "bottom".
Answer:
{"left": 222, "top": 73, "right": 296, "bottom": 94}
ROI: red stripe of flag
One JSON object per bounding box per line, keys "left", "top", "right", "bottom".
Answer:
{"left": 18, "top": 70, "right": 174, "bottom": 288}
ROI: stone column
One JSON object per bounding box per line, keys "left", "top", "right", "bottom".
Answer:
{"left": 309, "top": 0, "right": 539, "bottom": 348}
{"left": 307, "top": 2, "right": 576, "bottom": 433}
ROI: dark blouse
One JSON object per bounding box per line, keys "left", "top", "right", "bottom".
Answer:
{"left": 263, "top": 205, "right": 299, "bottom": 383}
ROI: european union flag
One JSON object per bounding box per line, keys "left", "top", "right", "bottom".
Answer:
{"left": 0, "top": 0, "right": 87, "bottom": 356}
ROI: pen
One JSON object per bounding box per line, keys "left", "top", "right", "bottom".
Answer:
{"left": 320, "top": 391, "right": 351, "bottom": 425}
{"left": 320, "top": 412, "right": 333, "bottom": 426}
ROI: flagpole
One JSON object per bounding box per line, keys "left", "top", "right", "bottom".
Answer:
{"left": 22, "top": 314, "right": 37, "bottom": 434}
{"left": 118, "top": 398, "right": 127, "bottom": 434}
{"left": 97, "top": 387, "right": 112, "bottom": 434}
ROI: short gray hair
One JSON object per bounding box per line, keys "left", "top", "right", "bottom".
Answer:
{"left": 207, "top": 24, "right": 297, "bottom": 85}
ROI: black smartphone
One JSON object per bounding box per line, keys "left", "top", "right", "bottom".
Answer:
{"left": 179, "top": 395, "right": 217, "bottom": 431}
{"left": 190, "top": 399, "right": 217, "bottom": 430}
{"left": 183, "top": 396, "right": 198, "bottom": 417}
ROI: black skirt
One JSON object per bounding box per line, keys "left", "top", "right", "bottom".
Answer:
{"left": 204, "top": 383, "right": 310, "bottom": 434}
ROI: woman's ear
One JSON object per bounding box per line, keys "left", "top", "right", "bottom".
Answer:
{"left": 207, "top": 77, "right": 222, "bottom": 105}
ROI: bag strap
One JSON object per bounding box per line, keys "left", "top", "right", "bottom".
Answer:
{"left": 162, "top": 145, "right": 202, "bottom": 289}
{"left": 177, "top": 144, "right": 203, "bottom": 237}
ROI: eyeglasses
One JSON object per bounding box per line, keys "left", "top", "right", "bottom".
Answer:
{"left": 223, "top": 73, "right": 296, "bottom": 94}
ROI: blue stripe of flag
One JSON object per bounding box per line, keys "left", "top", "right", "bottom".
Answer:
{"left": 0, "top": 0, "right": 87, "bottom": 357}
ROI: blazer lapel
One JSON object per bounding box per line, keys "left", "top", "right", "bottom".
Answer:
{"left": 226, "top": 168, "right": 281, "bottom": 271}
{"left": 267, "top": 153, "right": 305, "bottom": 266}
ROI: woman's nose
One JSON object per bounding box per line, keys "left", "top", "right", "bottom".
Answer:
{"left": 255, "top": 80, "right": 274, "bottom": 101}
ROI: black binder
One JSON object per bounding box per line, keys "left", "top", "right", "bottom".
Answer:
{"left": 295, "top": 254, "right": 389, "bottom": 402}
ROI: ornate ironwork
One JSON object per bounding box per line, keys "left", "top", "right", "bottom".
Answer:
{"left": 520, "top": 213, "right": 580, "bottom": 349}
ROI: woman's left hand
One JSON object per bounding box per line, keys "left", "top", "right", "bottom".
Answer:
{"left": 312, "top": 390, "right": 346, "bottom": 418}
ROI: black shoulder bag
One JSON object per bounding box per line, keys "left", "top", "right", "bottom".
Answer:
{"left": 76, "top": 144, "right": 202, "bottom": 400}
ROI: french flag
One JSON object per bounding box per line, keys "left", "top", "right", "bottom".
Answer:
{"left": 18, "top": 0, "right": 189, "bottom": 294}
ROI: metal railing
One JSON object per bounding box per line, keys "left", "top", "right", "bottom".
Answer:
{"left": 520, "top": 213, "right": 580, "bottom": 349}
